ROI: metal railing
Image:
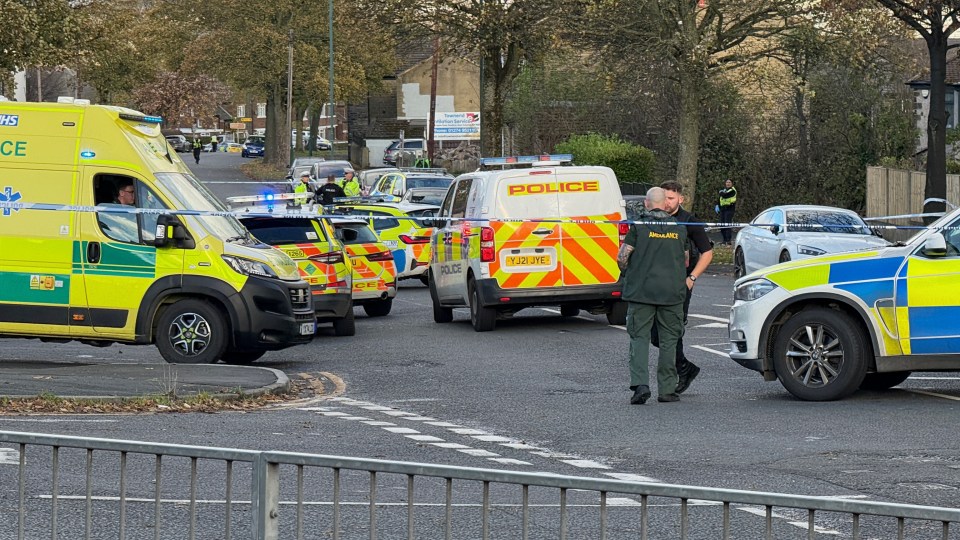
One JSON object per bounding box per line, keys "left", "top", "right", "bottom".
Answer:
{"left": 3, "top": 430, "right": 960, "bottom": 539}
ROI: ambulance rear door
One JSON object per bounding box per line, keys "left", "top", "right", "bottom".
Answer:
{"left": 489, "top": 169, "right": 562, "bottom": 290}
{"left": 555, "top": 167, "right": 623, "bottom": 287}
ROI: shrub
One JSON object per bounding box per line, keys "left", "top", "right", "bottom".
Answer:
{"left": 555, "top": 133, "right": 656, "bottom": 185}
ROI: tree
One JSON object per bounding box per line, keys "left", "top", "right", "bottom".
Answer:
{"left": 132, "top": 72, "right": 229, "bottom": 130}
{"left": 385, "top": 0, "right": 564, "bottom": 156}
{"left": 581, "top": 0, "right": 801, "bottom": 209}
{"left": 0, "top": 0, "right": 80, "bottom": 97}
{"left": 869, "top": 0, "right": 960, "bottom": 215}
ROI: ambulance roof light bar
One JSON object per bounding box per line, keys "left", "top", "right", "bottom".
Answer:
{"left": 479, "top": 154, "right": 573, "bottom": 168}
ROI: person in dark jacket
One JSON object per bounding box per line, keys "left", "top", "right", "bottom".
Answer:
{"left": 317, "top": 174, "right": 345, "bottom": 206}
{"left": 649, "top": 181, "right": 714, "bottom": 394}
{"left": 618, "top": 187, "right": 688, "bottom": 404}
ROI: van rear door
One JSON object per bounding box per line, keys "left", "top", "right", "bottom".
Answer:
{"left": 489, "top": 170, "right": 562, "bottom": 289}
{"left": 555, "top": 168, "right": 622, "bottom": 287}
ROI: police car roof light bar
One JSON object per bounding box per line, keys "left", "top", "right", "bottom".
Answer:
{"left": 479, "top": 154, "right": 573, "bottom": 167}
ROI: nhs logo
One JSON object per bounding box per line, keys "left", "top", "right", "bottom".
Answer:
{"left": 0, "top": 115, "right": 19, "bottom": 127}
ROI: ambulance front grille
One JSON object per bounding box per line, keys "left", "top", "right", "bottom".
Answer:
{"left": 290, "top": 287, "right": 310, "bottom": 310}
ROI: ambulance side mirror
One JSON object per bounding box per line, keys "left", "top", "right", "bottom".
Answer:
{"left": 154, "top": 214, "right": 195, "bottom": 249}
{"left": 921, "top": 233, "right": 947, "bottom": 258}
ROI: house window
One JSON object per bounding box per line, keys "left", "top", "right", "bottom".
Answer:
{"left": 237, "top": 105, "right": 245, "bottom": 118}
{"left": 257, "top": 103, "right": 266, "bottom": 118}
{"left": 947, "top": 91, "right": 955, "bottom": 129}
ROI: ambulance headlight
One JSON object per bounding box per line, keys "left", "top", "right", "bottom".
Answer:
{"left": 734, "top": 278, "right": 778, "bottom": 302}
{"left": 222, "top": 255, "right": 278, "bottom": 278}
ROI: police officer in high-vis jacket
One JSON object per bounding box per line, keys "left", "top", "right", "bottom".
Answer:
{"left": 618, "top": 187, "right": 689, "bottom": 405}
{"left": 718, "top": 179, "right": 738, "bottom": 244}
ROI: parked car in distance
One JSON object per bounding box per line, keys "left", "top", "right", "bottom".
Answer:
{"left": 287, "top": 157, "right": 325, "bottom": 182}
{"left": 164, "top": 135, "right": 190, "bottom": 153}
{"left": 357, "top": 167, "right": 400, "bottom": 195}
{"left": 241, "top": 137, "right": 265, "bottom": 158}
{"left": 734, "top": 205, "right": 890, "bottom": 278}
{"left": 307, "top": 160, "right": 354, "bottom": 191}
{"left": 383, "top": 139, "right": 425, "bottom": 166}
{"left": 369, "top": 169, "right": 454, "bottom": 202}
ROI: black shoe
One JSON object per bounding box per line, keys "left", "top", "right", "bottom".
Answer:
{"left": 630, "top": 386, "right": 651, "bottom": 405}
{"left": 675, "top": 365, "right": 701, "bottom": 394}
{"left": 658, "top": 393, "right": 680, "bottom": 403}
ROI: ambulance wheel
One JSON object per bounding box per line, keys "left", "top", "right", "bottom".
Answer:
{"left": 430, "top": 277, "right": 453, "bottom": 323}
{"left": 606, "top": 301, "right": 627, "bottom": 325}
{"left": 222, "top": 350, "right": 266, "bottom": 365}
{"left": 779, "top": 250, "right": 791, "bottom": 263}
{"left": 156, "top": 300, "right": 227, "bottom": 364}
{"left": 860, "top": 371, "right": 911, "bottom": 391}
{"left": 333, "top": 309, "right": 356, "bottom": 336}
{"left": 772, "top": 307, "right": 867, "bottom": 401}
{"left": 363, "top": 299, "right": 393, "bottom": 317}
{"left": 734, "top": 248, "right": 746, "bottom": 279}
{"left": 560, "top": 305, "right": 579, "bottom": 317}
{"left": 468, "top": 279, "right": 496, "bottom": 332}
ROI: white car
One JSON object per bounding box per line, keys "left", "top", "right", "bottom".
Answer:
{"left": 733, "top": 205, "right": 890, "bottom": 278}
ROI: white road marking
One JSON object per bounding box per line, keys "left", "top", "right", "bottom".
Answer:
{"left": 688, "top": 314, "right": 728, "bottom": 323}
{"left": 397, "top": 416, "right": 437, "bottom": 421}
{"left": 904, "top": 389, "right": 960, "bottom": 401}
{"left": 712, "top": 304, "right": 732, "bottom": 308}
{"left": 0, "top": 448, "right": 19, "bottom": 465}
{"left": 607, "top": 497, "right": 643, "bottom": 506}
{"left": 908, "top": 376, "right": 960, "bottom": 380}
{"left": 471, "top": 435, "right": 515, "bottom": 442}
{"left": 540, "top": 308, "right": 561, "bottom": 314}
{"left": 337, "top": 416, "right": 372, "bottom": 421}
{"left": 603, "top": 472, "right": 660, "bottom": 483}
{"left": 382, "top": 427, "right": 420, "bottom": 434}
{"left": 381, "top": 410, "right": 417, "bottom": 417}
{"left": 405, "top": 435, "right": 445, "bottom": 442}
{"left": 500, "top": 443, "right": 543, "bottom": 450}
{"left": 691, "top": 345, "right": 730, "bottom": 358}
{"left": 359, "top": 405, "right": 394, "bottom": 411}
{"left": 430, "top": 442, "right": 472, "bottom": 449}
{"left": 0, "top": 419, "right": 118, "bottom": 423}
{"left": 562, "top": 459, "right": 610, "bottom": 469}
{"left": 695, "top": 323, "right": 727, "bottom": 329}
{"left": 458, "top": 448, "right": 500, "bottom": 457}
{"left": 609, "top": 325, "right": 626, "bottom": 331}
{"left": 489, "top": 458, "right": 532, "bottom": 466}
{"left": 424, "top": 421, "right": 460, "bottom": 427}
{"left": 360, "top": 421, "right": 396, "bottom": 426}
{"left": 449, "top": 428, "right": 488, "bottom": 435}
{"left": 318, "top": 411, "right": 350, "bottom": 417}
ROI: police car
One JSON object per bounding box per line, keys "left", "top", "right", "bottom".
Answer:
{"left": 330, "top": 218, "right": 398, "bottom": 316}
{"left": 729, "top": 205, "right": 960, "bottom": 400}
{"left": 226, "top": 193, "right": 356, "bottom": 336}
{"left": 334, "top": 201, "right": 439, "bottom": 284}
{"left": 368, "top": 168, "right": 454, "bottom": 203}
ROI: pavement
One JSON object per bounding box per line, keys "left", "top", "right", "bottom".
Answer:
{"left": 0, "top": 361, "right": 289, "bottom": 400}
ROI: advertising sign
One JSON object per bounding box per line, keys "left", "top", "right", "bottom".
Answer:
{"left": 434, "top": 112, "right": 480, "bottom": 141}
{"left": 229, "top": 122, "right": 246, "bottom": 130}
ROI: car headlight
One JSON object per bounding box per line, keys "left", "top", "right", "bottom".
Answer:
{"left": 222, "top": 255, "right": 279, "bottom": 278}
{"left": 734, "top": 278, "right": 778, "bottom": 302}
{"left": 797, "top": 245, "right": 826, "bottom": 256}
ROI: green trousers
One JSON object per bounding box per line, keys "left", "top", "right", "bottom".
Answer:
{"left": 627, "top": 302, "right": 684, "bottom": 395}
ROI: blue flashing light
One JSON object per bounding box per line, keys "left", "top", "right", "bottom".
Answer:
{"left": 479, "top": 154, "right": 573, "bottom": 167}
{"left": 142, "top": 115, "right": 163, "bottom": 124}
{"left": 80, "top": 150, "right": 96, "bottom": 159}
{"left": 265, "top": 193, "right": 275, "bottom": 201}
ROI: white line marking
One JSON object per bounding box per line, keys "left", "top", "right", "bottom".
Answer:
{"left": 337, "top": 416, "right": 372, "bottom": 421}
{"left": 383, "top": 427, "right": 420, "bottom": 434}
{"left": 712, "top": 304, "right": 732, "bottom": 308}
{"left": 381, "top": 410, "right": 417, "bottom": 417}
{"left": 0, "top": 448, "right": 19, "bottom": 465}
{"left": 317, "top": 411, "right": 350, "bottom": 417}
{"left": 449, "top": 428, "right": 488, "bottom": 435}
{"left": 458, "top": 448, "right": 500, "bottom": 457}
{"left": 688, "top": 314, "right": 728, "bottom": 323}
{"left": 488, "top": 458, "right": 532, "bottom": 466}
{"left": 424, "top": 421, "right": 461, "bottom": 427}
{"left": 695, "top": 323, "right": 727, "bottom": 329}
{"left": 390, "top": 398, "right": 440, "bottom": 402}
{"left": 471, "top": 435, "right": 515, "bottom": 442}
{"left": 360, "top": 421, "right": 396, "bottom": 427}
{"left": 397, "top": 416, "right": 437, "bottom": 421}
{"left": 737, "top": 506, "right": 790, "bottom": 519}
{"left": 603, "top": 472, "right": 660, "bottom": 483}
{"left": 692, "top": 345, "right": 730, "bottom": 358}
{"left": 607, "top": 497, "right": 643, "bottom": 507}
{"left": 430, "top": 442, "right": 472, "bottom": 449}
{"left": 609, "top": 325, "right": 626, "bottom": 331}
{"left": 405, "top": 435, "right": 445, "bottom": 442}
{"left": 908, "top": 377, "right": 960, "bottom": 380}
{"left": 298, "top": 407, "right": 332, "bottom": 411}
{"left": 541, "top": 308, "right": 561, "bottom": 314}
{"left": 500, "top": 443, "right": 543, "bottom": 450}
{"left": 359, "top": 405, "right": 394, "bottom": 411}
{"left": 904, "top": 389, "right": 960, "bottom": 401}
{"left": 562, "top": 459, "right": 610, "bottom": 469}
{"left": 0, "top": 419, "right": 118, "bottom": 423}
{"left": 531, "top": 451, "right": 577, "bottom": 459}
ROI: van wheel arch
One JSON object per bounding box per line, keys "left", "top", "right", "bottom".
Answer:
{"left": 138, "top": 277, "right": 239, "bottom": 347}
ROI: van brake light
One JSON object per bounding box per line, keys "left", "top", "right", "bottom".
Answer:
{"left": 480, "top": 226, "right": 495, "bottom": 262}
{"left": 618, "top": 222, "right": 630, "bottom": 245}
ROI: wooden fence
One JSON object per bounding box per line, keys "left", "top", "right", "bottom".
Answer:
{"left": 865, "top": 166, "right": 960, "bottom": 241}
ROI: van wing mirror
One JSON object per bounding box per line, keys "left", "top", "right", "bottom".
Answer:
{"left": 154, "top": 214, "right": 195, "bottom": 249}
{"left": 922, "top": 233, "right": 947, "bottom": 258}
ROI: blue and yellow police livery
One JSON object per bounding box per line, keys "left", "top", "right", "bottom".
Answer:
{"left": 729, "top": 207, "right": 960, "bottom": 401}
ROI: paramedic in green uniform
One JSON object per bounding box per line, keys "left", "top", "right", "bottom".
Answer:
{"left": 618, "top": 187, "right": 689, "bottom": 404}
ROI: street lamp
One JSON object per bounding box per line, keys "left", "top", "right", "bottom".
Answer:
{"left": 328, "top": 0, "right": 335, "bottom": 157}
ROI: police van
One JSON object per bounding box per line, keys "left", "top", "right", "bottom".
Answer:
{"left": 729, "top": 205, "right": 960, "bottom": 400}
{"left": 429, "top": 155, "right": 627, "bottom": 331}
{"left": 0, "top": 100, "right": 315, "bottom": 364}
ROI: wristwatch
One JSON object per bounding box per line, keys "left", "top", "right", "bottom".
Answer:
{"left": 688, "top": 274, "right": 697, "bottom": 282}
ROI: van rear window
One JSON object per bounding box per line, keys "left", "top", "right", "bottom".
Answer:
{"left": 243, "top": 218, "right": 326, "bottom": 245}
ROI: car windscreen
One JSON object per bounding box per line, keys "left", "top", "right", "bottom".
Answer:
{"left": 406, "top": 177, "right": 453, "bottom": 189}
{"left": 786, "top": 211, "right": 871, "bottom": 235}
{"left": 335, "top": 223, "right": 379, "bottom": 244}
{"left": 242, "top": 217, "right": 327, "bottom": 245}
{"left": 405, "top": 191, "right": 446, "bottom": 205}
{"left": 314, "top": 165, "right": 351, "bottom": 178}
{"left": 292, "top": 166, "right": 312, "bottom": 178}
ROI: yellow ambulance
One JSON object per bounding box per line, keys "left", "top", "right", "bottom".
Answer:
{"left": 0, "top": 100, "right": 315, "bottom": 364}
{"left": 428, "top": 155, "right": 627, "bottom": 331}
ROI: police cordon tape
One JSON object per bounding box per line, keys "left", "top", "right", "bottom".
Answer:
{"left": 0, "top": 199, "right": 956, "bottom": 231}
